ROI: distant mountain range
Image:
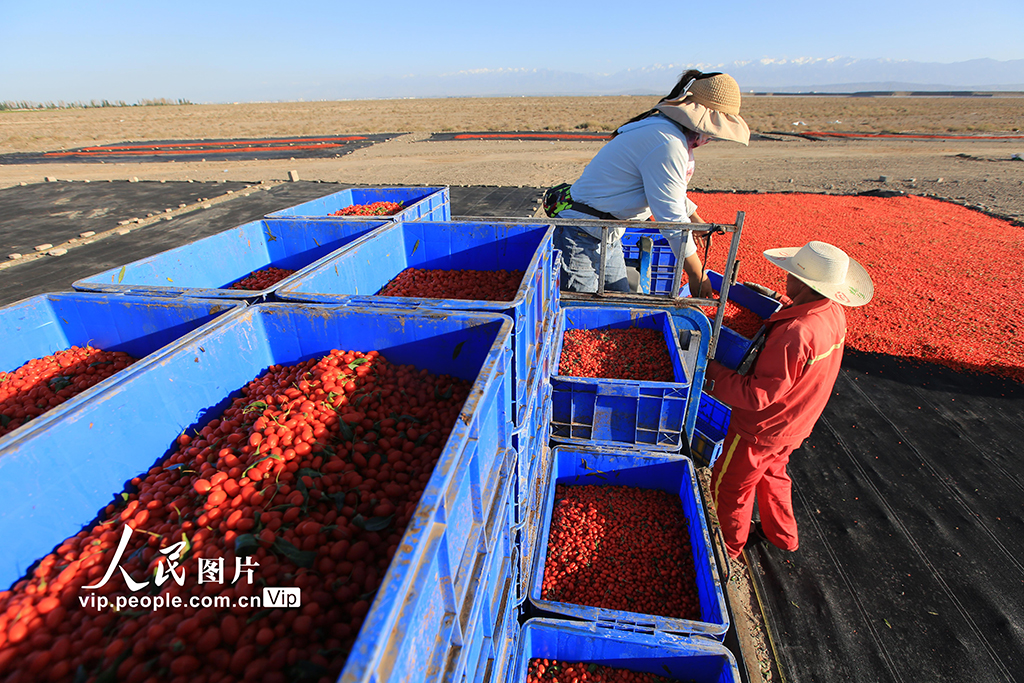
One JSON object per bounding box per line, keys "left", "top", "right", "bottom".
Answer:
{"left": 320, "top": 58, "right": 1024, "bottom": 100}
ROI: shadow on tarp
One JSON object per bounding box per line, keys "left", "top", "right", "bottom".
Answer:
{"left": 841, "top": 349, "right": 1024, "bottom": 398}
{"left": 746, "top": 348, "right": 1024, "bottom": 683}
{"left": 0, "top": 133, "right": 403, "bottom": 164}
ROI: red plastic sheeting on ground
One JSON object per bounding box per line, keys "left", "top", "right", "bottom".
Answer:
{"left": 691, "top": 192, "right": 1024, "bottom": 383}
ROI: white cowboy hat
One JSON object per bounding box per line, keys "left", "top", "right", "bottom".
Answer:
{"left": 655, "top": 73, "right": 751, "bottom": 146}
{"left": 763, "top": 241, "right": 874, "bottom": 306}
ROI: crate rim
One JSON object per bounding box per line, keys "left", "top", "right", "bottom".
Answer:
{"left": 264, "top": 185, "right": 450, "bottom": 220}
{"left": 275, "top": 220, "right": 556, "bottom": 309}
{"left": 550, "top": 305, "right": 690, "bottom": 387}
{"left": 527, "top": 444, "right": 730, "bottom": 639}
{"left": 71, "top": 218, "right": 391, "bottom": 299}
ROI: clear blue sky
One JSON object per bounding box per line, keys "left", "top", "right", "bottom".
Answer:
{"left": 2, "top": 0, "right": 1022, "bottom": 103}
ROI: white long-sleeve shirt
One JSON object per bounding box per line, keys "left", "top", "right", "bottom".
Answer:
{"left": 568, "top": 113, "right": 699, "bottom": 259}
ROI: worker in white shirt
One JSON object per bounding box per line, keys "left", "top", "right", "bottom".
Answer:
{"left": 544, "top": 70, "right": 750, "bottom": 295}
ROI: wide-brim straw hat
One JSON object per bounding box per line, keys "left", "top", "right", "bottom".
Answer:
{"left": 763, "top": 241, "right": 874, "bottom": 306}
{"left": 655, "top": 73, "right": 751, "bottom": 145}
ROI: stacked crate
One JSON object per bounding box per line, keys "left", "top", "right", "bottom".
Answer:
{"left": 621, "top": 228, "right": 784, "bottom": 471}
{"left": 0, "top": 188, "right": 536, "bottom": 683}
{"left": 273, "top": 217, "right": 554, "bottom": 681}
{"left": 0, "top": 185, "right": 750, "bottom": 683}
{"left": 510, "top": 235, "right": 745, "bottom": 682}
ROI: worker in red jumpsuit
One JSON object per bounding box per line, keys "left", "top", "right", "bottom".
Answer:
{"left": 704, "top": 241, "right": 874, "bottom": 560}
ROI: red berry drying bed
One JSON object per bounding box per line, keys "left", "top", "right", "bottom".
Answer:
{"left": 0, "top": 348, "right": 470, "bottom": 683}
{"left": 528, "top": 658, "right": 674, "bottom": 683}
{"left": 691, "top": 192, "right": 1024, "bottom": 382}
{"left": 559, "top": 328, "right": 674, "bottom": 381}
{"left": 702, "top": 295, "right": 765, "bottom": 340}
{"left": 0, "top": 346, "right": 137, "bottom": 438}
{"left": 540, "top": 485, "right": 700, "bottom": 621}
{"left": 377, "top": 267, "right": 525, "bottom": 302}
{"left": 229, "top": 266, "right": 297, "bottom": 291}
{"left": 329, "top": 201, "right": 403, "bottom": 216}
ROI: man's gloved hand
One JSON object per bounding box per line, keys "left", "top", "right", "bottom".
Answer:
{"left": 743, "top": 281, "right": 779, "bottom": 299}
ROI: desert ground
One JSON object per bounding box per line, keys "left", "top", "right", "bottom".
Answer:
{"left": 1, "top": 94, "right": 1022, "bottom": 682}
{"left": 1, "top": 95, "right": 1023, "bottom": 224}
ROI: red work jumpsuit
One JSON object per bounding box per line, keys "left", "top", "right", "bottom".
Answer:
{"left": 704, "top": 297, "right": 846, "bottom": 558}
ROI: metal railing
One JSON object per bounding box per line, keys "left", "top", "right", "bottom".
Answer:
{"left": 453, "top": 212, "right": 746, "bottom": 358}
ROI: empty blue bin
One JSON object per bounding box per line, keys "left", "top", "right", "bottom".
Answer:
{"left": 71, "top": 218, "right": 388, "bottom": 300}
{"left": 513, "top": 619, "right": 740, "bottom": 683}
{"left": 266, "top": 186, "right": 450, "bottom": 221}
{"left": 529, "top": 446, "right": 729, "bottom": 641}
{"left": 691, "top": 392, "right": 732, "bottom": 469}
{"left": 704, "top": 271, "right": 782, "bottom": 371}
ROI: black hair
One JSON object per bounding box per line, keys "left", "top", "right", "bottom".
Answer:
{"left": 611, "top": 70, "right": 722, "bottom": 137}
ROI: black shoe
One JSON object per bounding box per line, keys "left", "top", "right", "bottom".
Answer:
{"left": 747, "top": 521, "right": 797, "bottom": 553}
{"left": 744, "top": 521, "right": 769, "bottom": 550}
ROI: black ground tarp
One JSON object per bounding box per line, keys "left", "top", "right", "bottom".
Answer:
{"left": 0, "top": 180, "right": 251, "bottom": 255}
{"left": 749, "top": 351, "right": 1024, "bottom": 683}
{"left": 0, "top": 134, "right": 402, "bottom": 164}
{"left": 0, "top": 181, "right": 348, "bottom": 305}
{"left": 1, "top": 180, "right": 1022, "bottom": 682}
{"left": 450, "top": 185, "right": 545, "bottom": 218}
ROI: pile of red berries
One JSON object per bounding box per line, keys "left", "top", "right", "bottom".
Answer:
{"left": 702, "top": 296, "right": 766, "bottom": 340}
{"left": 377, "top": 268, "right": 525, "bottom": 302}
{"left": 540, "top": 484, "right": 700, "bottom": 621}
{"left": 228, "top": 267, "right": 296, "bottom": 291}
{"left": 527, "top": 658, "right": 674, "bottom": 683}
{"left": 330, "top": 201, "right": 403, "bottom": 216}
{"left": 0, "top": 346, "right": 137, "bottom": 438}
{"left": 559, "top": 328, "right": 674, "bottom": 381}
{"left": 693, "top": 191, "right": 1024, "bottom": 383}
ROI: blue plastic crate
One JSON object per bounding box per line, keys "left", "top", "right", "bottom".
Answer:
{"left": 436, "top": 454, "right": 520, "bottom": 683}
{"left": 621, "top": 230, "right": 675, "bottom": 267}
{"left": 549, "top": 307, "right": 700, "bottom": 452}
{"left": 691, "top": 392, "right": 731, "bottom": 469}
{"left": 276, "top": 220, "right": 554, "bottom": 424}
{"left": 72, "top": 218, "right": 388, "bottom": 300}
{"left": 0, "top": 293, "right": 245, "bottom": 443}
{"left": 704, "top": 270, "right": 782, "bottom": 371}
{"left": 0, "top": 305, "right": 513, "bottom": 681}
{"left": 528, "top": 445, "right": 729, "bottom": 640}
{"left": 513, "top": 619, "right": 740, "bottom": 683}
{"left": 545, "top": 304, "right": 711, "bottom": 452}
{"left": 620, "top": 229, "right": 678, "bottom": 295}
{"left": 266, "top": 186, "right": 450, "bottom": 222}
{"left": 516, "top": 382, "right": 552, "bottom": 606}
{"left": 512, "top": 368, "right": 551, "bottom": 523}
{"left": 550, "top": 248, "right": 562, "bottom": 318}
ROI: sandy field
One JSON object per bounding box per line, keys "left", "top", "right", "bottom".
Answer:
{"left": 2, "top": 94, "right": 1023, "bottom": 682}
{"left": 1, "top": 95, "right": 1023, "bottom": 224}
